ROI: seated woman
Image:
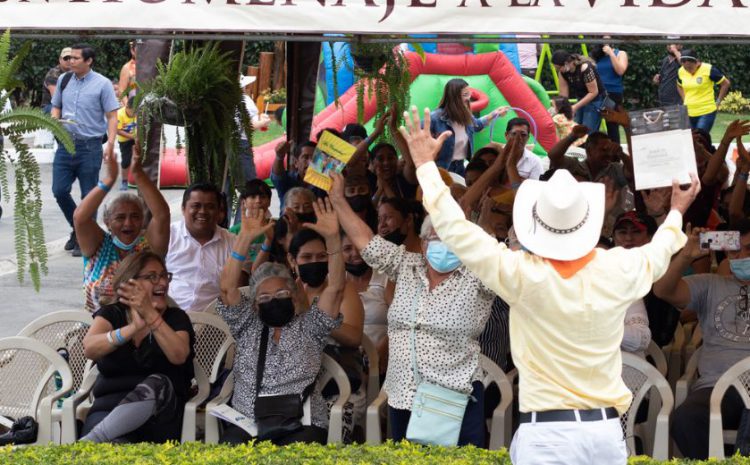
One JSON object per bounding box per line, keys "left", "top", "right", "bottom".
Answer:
{"left": 217, "top": 199, "right": 345, "bottom": 445}
{"left": 74, "top": 146, "right": 170, "bottom": 313}
{"left": 330, "top": 173, "right": 494, "bottom": 447}
{"left": 81, "top": 251, "right": 195, "bottom": 443}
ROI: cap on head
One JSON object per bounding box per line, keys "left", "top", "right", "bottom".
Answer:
{"left": 60, "top": 47, "right": 72, "bottom": 58}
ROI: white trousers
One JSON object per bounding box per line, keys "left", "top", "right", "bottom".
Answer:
{"left": 510, "top": 417, "right": 627, "bottom": 465}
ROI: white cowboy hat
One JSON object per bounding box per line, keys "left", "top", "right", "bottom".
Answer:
{"left": 513, "top": 169, "right": 604, "bottom": 261}
{"left": 239, "top": 75, "right": 257, "bottom": 88}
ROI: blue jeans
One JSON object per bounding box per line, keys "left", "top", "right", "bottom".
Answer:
{"left": 689, "top": 111, "right": 717, "bottom": 134}
{"left": 389, "top": 381, "right": 485, "bottom": 447}
{"left": 574, "top": 96, "right": 605, "bottom": 134}
{"left": 52, "top": 137, "right": 103, "bottom": 227}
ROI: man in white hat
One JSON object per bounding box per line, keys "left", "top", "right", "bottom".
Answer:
{"left": 399, "top": 106, "right": 701, "bottom": 464}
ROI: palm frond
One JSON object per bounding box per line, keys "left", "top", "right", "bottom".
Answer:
{"left": 0, "top": 106, "right": 74, "bottom": 153}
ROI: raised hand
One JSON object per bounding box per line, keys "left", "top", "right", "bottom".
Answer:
{"left": 329, "top": 173, "right": 346, "bottom": 204}
{"left": 303, "top": 198, "right": 339, "bottom": 239}
{"left": 240, "top": 206, "right": 274, "bottom": 241}
{"left": 117, "top": 279, "right": 155, "bottom": 326}
{"left": 373, "top": 112, "right": 389, "bottom": 136}
{"left": 504, "top": 134, "right": 524, "bottom": 168}
{"left": 275, "top": 140, "right": 291, "bottom": 158}
{"left": 601, "top": 176, "right": 620, "bottom": 214}
{"left": 570, "top": 124, "right": 589, "bottom": 139}
{"left": 601, "top": 107, "right": 630, "bottom": 128}
{"left": 642, "top": 187, "right": 671, "bottom": 217}
{"left": 681, "top": 223, "right": 710, "bottom": 261}
{"left": 670, "top": 173, "right": 702, "bottom": 216}
{"left": 101, "top": 147, "right": 120, "bottom": 187}
{"left": 399, "top": 106, "right": 451, "bottom": 169}
{"left": 722, "top": 120, "right": 750, "bottom": 144}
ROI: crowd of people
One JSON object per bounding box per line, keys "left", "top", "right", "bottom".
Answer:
{"left": 30, "top": 39, "right": 750, "bottom": 462}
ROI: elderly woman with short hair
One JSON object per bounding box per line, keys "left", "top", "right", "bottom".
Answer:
{"left": 216, "top": 198, "right": 346, "bottom": 445}
{"left": 74, "top": 145, "right": 170, "bottom": 312}
{"left": 329, "top": 173, "right": 494, "bottom": 447}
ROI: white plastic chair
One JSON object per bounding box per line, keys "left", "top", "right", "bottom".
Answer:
{"left": 684, "top": 324, "right": 703, "bottom": 368}
{"left": 675, "top": 346, "right": 702, "bottom": 409}
{"left": 17, "top": 310, "right": 92, "bottom": 444}
{"left": 479, "top": 354, "right": 514, "bottom": 450}
{"left": 205, "top": 353, "right": 351, "bottom": 444}
{"left": 360, "top": 334, "right": 380, "bottom": 407}
{"left": 183, "top": 311, "right": 235, "bottom": 442}
{"left": 708, "top": 355, "right": 750, "bottom": 459}
{"left": 621, "top": 352, "right": 673, "bottom": 460}
{"left": 0, "top": 336, "right": 74, "bottom": 445}
{"left": 645, "top": 340, "right": 668, "bottom": 378}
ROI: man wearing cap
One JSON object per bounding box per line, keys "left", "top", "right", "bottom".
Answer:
{"left": 677, "top": 49, "right": 731, "bottom": 133}
{"left": 400, "top": 106, "right": 700, "bottom": 464}
{"left": 51, "top": 43, "right": 120, "bottom": 257}
{"left": 42, "top": 47, "right": 73, "bottom": 114}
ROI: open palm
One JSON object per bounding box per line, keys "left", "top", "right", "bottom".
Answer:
{"left": 303, "top": 198, "right": 339, "bottom": 238}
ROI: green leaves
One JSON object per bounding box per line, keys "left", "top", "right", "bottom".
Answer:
{"left": 0, "top": 29, "right": 72, "bottom": 291}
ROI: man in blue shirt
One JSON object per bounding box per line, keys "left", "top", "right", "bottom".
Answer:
{"left": 270, "top": 140, "right": 326, "bottom": 209}
{"left": 51, "top": 43, "right": 120, "bottom": 256}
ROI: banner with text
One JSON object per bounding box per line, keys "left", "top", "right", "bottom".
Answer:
{"left": 2, "top": 0, "right": 750, "bottom": 36}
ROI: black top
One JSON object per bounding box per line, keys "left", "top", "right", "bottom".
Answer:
{"left": 658, "top": 56, "right": 683, "bottom": 107}
{"left": 561, "top": 62, "right": 605, "bottom": 101}
{"left": 91, "top": 304, "right": 195, "bottom": 409}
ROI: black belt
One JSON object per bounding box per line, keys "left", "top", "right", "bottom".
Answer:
{"left": 519, "top": 407, "right": 619, "bottom": 424}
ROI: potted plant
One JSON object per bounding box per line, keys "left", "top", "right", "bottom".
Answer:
{"left": 259, "top": 87, "right": 286, "bottom": 113}
{"left": 0, "top": 29, "right": 75, "bottom": 290}
{"left": 135, "top": 42, "right": 251, "bottom": 206}
{"left": 329, "top": 37, "right": 420, "bottom": 128}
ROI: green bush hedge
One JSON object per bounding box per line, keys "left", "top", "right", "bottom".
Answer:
{"left": 0, "top": 442, "right": 749, "bottom": 464}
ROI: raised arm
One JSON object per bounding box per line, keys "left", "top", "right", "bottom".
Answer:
{"left": 304, "top": 198, "right": 345, "bottom": 318}
{"left": 458, "top": 142, "right": 507, "bottom": 213}
{"left": 220, "top": 207, "right": 274, "bottom": 306}
{"left": 605, "top": 46, "right": 629, "bottom": 76}
{"left": 548, "top": 124, "right": 588, "bottom": 168}
{"left": 653, "top": 225, "right": 708, "bottom": 309}
{"left": 729, "top": 140, "right": 750, "bottom": 226}
{"left": 705, "top": 120, "right": 750, "bottom": 186}
{"left": 329, "top": 173, "right": 374, "bottom": 251}
{"left": 272, "top": 140, "right": 290, "bottom": 177}
{"left": 131, "top": 146, "right": 170, "bottom": 256}
{"left": 73, "top": 152, "right": 116, "bottom": 257}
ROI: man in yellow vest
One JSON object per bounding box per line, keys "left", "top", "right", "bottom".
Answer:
{"left": 677, "top": 48, "right": 731, "bottom": 133}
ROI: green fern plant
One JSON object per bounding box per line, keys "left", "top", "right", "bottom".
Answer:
{"left": 0, "top": 29, "right": 74, "bottom": 291}
{"left": 135, "top": 42, "right": 250, "bottom": 208}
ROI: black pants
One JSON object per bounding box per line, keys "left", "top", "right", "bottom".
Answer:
{"left": 220, "top": 424, "right": 327, "bottom": 446}
{"left": 672, "top": 386, "right": 743, "bottom": 459}
{"left": 605, "top": 93, "right": 624, "bottom": 143}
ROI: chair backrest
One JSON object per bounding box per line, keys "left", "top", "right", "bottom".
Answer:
{"left": 645, "top": 341, "right": 668, "bottom": 377}
{"left": 187, "top": 312, "right": 234, "bottom": 384}
{"left": 18, "top": 311, "right": 92, "bottom": 397}
{"left": 360, "top": 334, "right": 380, "bottom": 406}
{"left": 708, "top": 354, "right": 750, "bottom": 459}
{"left": 0, "top": 336, "right": 73, "bottom": 426}
{"left": 318, "top": 353, "right": 352, "bottom": 400}
{"left": 478, "top": 354, "right": 514, "bottom": 450}
{"left": 621, "top": 352, "right": 674, "bottom": 459}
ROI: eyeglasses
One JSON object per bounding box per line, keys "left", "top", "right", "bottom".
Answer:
{"left": 134, "top": 271, "right": 173, "bottom": 284}
{"left": 256, "top": 289, "right": 292, "bottom": 304}
{"left": 62, "top": 56, "right": 71, "bottom": 61}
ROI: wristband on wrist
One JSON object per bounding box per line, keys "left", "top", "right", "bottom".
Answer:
{"left": 105, "top": 330, "right": 116, "bottom": 346}
{"left": 260, "top": 243, "right": 272, "bottom": 253}
{"left": 740, "top": 173, "right": 749, "bottom": 181}
{"left": 231, "top": 251, "right": 247, "bottom": 262}
{"left": 114, "top": 328, "right": 126, "bottom": 346}
{"left": 97, "top": 180, "right": 111, "bottom": 193}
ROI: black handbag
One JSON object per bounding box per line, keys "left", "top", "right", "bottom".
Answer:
{"left": 0, "top": 416, "right": 38, "bottom": 445}
{"left": 253, "top": 326, "right": 313, "bottom": 441}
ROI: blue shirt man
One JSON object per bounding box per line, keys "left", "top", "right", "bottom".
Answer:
{"left": 50, "top": 43, "right": 119, "bottom": 256}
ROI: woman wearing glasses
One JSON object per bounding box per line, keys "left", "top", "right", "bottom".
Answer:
{"left": 81, "top": 251, "right": 195, "bottom": 443}
{"left": 75, "top": 145, "right": 170, "bottom": 312}
{"left": 216, "top": 199, "right": 346, "bottom": 445}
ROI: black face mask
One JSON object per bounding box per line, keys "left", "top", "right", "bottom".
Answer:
{"left": 296, "top": 212, "right": 317, "bottom": 224}
{"left": 347, "top": 195, "right": 370, "bottom": 213}
{"left": 383, "top": 229, "right": 407, "bottom": 246}
{"left": 298, "top": 261, "right": 329, "bottom": 287}
{"left": 345, "top": 261, "right": 370, "bottom": 277}
{"left": 258, "top": 297, "right": 296, "bottom": 327}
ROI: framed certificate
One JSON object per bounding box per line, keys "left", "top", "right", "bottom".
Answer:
{"left": 630, "top": 105, "right": 697, "bottom": 191}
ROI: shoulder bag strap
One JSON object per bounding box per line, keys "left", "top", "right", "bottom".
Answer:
{"left": 255, "top": 325, "right": 270, "bottom": 398}
{"left": 409, "top": 271, "right": 423, "bottom": 386}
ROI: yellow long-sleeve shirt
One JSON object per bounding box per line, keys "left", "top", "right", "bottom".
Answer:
{"left": 417, "top": 162, "right": 687, "bottom": 414}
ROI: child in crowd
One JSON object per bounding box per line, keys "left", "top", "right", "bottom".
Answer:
{"left": 116, "top": 97, "right": 137, "bottom": 190}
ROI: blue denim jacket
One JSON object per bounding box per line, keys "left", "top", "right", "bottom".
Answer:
{"left": 429, "top": 108, "right": 488, "bottom": 169}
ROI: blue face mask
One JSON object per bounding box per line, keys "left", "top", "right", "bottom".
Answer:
{"left": 426, "top": 241, "right": 461, "bottom": 274}
{"left": 113, "top": 235, "right": 138, "bottom": 251}
{"left": 730, "top": 258, "right": 750, "bottom": 281}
